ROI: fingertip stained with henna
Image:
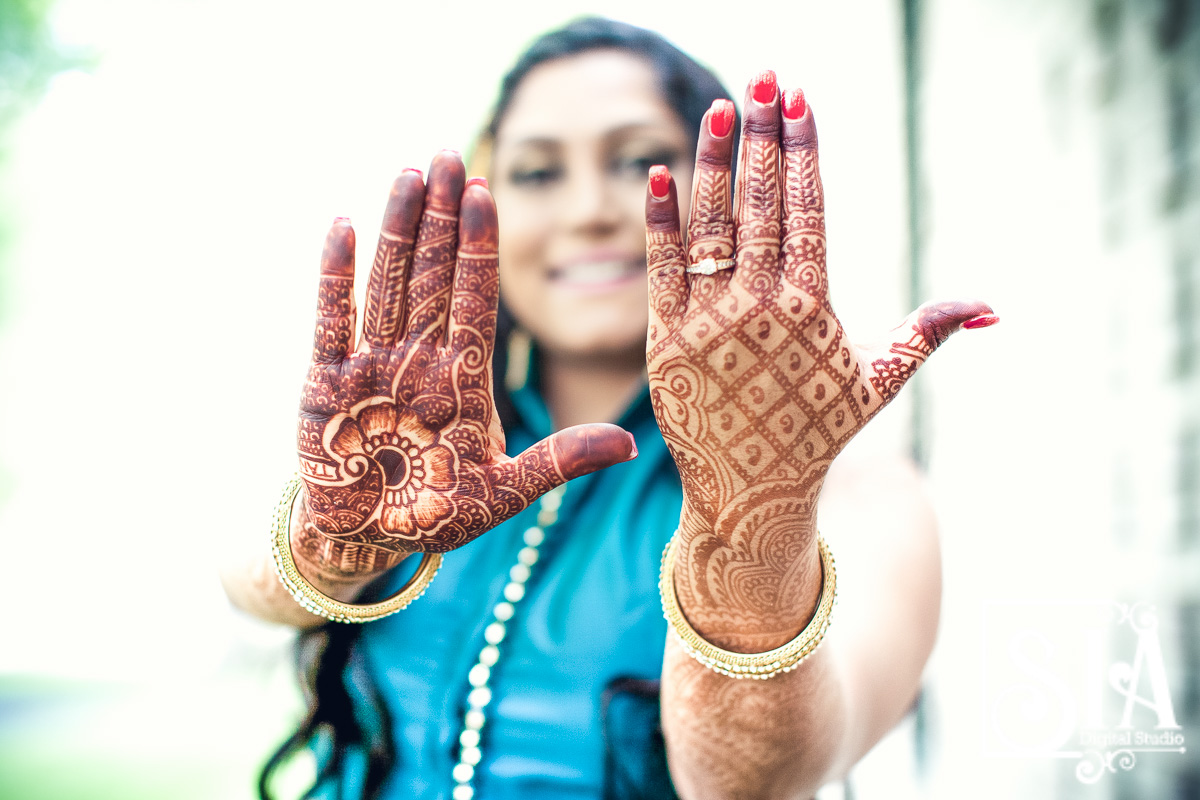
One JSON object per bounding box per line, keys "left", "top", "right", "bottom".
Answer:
{"left": 782, "top": 89, "right": 806, "bottom": 120}
{"left": 962, "top": 314, "right": 1000, "bottom": 329}
{"left": 709, "top": 100, "right": 736, "bottom": 138}
{"left": 649, "top": 165, "right": 671, "bottom": 199}
{"left": 751, "top": 70, "right": 777, "bottom": 105}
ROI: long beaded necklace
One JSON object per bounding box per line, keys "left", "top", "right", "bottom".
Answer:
{"left": 450, "top": 483, "right": 567, "bottom": 800}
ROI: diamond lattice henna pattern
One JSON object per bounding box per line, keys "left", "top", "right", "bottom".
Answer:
{"left": 646, "top": 91, "right": 992, "bottom": 633}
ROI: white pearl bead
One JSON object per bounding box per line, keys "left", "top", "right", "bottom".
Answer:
{"left": 468, "top": 664, "right": 490, "bottom": 687}
{"left": 452, "top": 488, "right": 565, "bottom": 794}
{"left": 484, "top": 622, "right": 506, "bottom": 644}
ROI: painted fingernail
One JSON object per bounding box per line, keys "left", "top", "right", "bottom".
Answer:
{"left": 782, "top": 88, "right": 807, "bottom": 120}
{"left": 649, "top": 165, "right": 671, "bottom": 199}
{"left": 962, "top": 314, "right": 1000, "bottom": 329}
{"left": 333, "top": 216, "right": 350, "bottom": 224}
{"left": 466, "top": 177, "right": 489, "bottom": 189}
{"left": 403, "top": 168, "right": 423, "bottom": 177}
{"left": 627, "top": 432, "right": 639, "bottom": 460}
{"left": 709, "top": 99, "right": 735, "bottom": 138}
{"left": 752, "top": 70, "right": 778, "bottom": 105}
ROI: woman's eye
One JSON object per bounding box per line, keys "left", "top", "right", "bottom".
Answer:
{"left": 612, "top": 151, "right": 680, "bottom": 180}
{"left": 509, "top": 165, "right": 562, "bottom": 187}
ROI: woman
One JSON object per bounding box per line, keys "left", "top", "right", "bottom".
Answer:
{"left": 223, "top": 17, "right": 996, "bottom": 800}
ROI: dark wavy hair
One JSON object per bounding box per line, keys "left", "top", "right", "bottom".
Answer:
{"left": 259, "top": 17, "right": 734, "bottom": 800}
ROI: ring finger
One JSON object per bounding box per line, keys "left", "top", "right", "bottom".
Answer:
{"left": 686, "top": 98, "right": 738, "bottom": 293}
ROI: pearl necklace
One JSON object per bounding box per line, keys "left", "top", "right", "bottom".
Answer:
{"left": 450, "top": 483, "right": 567, "bottom": 800}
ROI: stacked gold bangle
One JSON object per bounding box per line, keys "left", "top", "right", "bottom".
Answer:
{"left": 659, "top": 532, "right": 836, "bottom": 679}
{"left": 271, "top": 476, "right": 442, "bottom": 623}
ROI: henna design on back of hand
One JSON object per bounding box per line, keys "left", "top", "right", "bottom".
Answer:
{"left": 646, "top": 84, "right": 995, "bottom": 638}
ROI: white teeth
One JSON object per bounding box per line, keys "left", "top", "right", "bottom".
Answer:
{"left": 556, "top": 260, "right": 639, "bottom": 285}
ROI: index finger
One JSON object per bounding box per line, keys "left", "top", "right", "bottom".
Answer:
{"left": 447, "top": 178, "right": 500, "bottom": 366}
{"left": 779, "top": 88, "right": 828, "bottom": 299}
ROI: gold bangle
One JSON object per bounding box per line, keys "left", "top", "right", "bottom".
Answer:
{"left": 659, "top": 531, "right": 836, "bottom": 679}
{"left": 271, "top": 475, "right": 442, "bottom": 623}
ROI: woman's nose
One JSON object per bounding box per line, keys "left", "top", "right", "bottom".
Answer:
{"left": 559, "top": 164, "right": 623, "bottom": 235}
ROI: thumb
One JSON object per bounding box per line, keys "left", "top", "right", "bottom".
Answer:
{"left": 863, "top": 300, "right": 997, "bottom": 402}
{"left": 488, "top": 423, "right": 638, "bottom": 498}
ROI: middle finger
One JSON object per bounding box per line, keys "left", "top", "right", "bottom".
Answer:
{"left": 404, "top": 150, "right": 467, "bottom": 346}
{"left": 733, "top": 70, "right": 783, "bottom": 299}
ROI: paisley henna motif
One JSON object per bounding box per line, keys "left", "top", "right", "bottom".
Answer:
{"left": 295, "top": 155, "right": 635, "bottom": 581}
{"left": 646, "top": 87, "right": 994, "bottom": 642}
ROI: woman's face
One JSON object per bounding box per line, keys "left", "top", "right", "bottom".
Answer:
{"left": 490, "top": 50, "right": 694, "bottom": 365}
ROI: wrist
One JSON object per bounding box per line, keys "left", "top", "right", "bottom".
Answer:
{"left": 674, "top": 499, "right": 822, "bottom": 651}
{"left": 289, "top": 490, "right": 409, "bottom": 603}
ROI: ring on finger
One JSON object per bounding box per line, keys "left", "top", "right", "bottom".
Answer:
{"left": 685, "top": 257, "right": 736, "bottom": 276}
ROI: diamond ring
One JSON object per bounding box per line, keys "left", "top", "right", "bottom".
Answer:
{"left": 685, "top": 257, "right": 736, "bottom": 276}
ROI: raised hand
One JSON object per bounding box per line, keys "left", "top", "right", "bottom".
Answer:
{"left": 294, "top": 153, "right": 635, "bottom": 582}
{"left": 645, "top": 73, "right": 995, "bottom": 642}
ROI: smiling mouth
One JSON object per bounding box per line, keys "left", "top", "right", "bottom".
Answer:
{"left": 549, "top": 259, "right": 645, "bottom": 288}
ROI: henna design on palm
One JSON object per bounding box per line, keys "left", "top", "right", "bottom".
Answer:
{"left": 295, "top": 155, "right": 635, "bottom": 580}
{"left": 646, "top": 84, "right": 995, "bottom": 637}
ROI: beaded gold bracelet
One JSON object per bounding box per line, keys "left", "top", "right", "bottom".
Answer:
{"left": 271, "top": 475, "right": 443, "bottom": 623}
{"left": 659, "top": 531, "right": 836, "bottom": 679}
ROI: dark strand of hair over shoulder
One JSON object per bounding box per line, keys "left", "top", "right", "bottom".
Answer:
{"left": 259, "top": 16, "right": 734, "bottom": 800}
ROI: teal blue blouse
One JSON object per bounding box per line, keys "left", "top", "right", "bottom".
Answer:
{"left": 318, "top": 378, "right": 682, "bottom": 799}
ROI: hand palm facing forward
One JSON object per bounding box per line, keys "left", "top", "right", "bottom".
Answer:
{"left": 294, "top": 154, "right": 634, "bottom": 579}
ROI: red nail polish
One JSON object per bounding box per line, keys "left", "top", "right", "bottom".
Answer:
{"left": 709, "top": 99, "right": 735, "bottom": 138}
{"left": 649, "top": 165, "right": 670, "bottom": 199}
{"left": 782, "top": 88, "right": 807, "bottom": 120}
{"left": 466, "top": 177, "right": 489, "bottom": 189}
{"left": 334, "top": 216, "right": 350, "bottom": 224}
{"left": 962, "top": 314, "right": 1000, "bottom": 329}
{"left": 403, "top": 168, "right": 423, "bottom": 178}
{"left": 751, "top": 70, "right": 777, "bottom": 105}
